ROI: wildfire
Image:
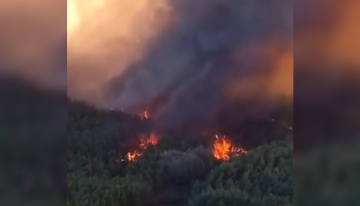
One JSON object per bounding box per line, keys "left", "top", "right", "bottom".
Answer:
{"left": 213, "top": 135, "right": 247, "bottom": 161}
{"left": 125, "top": 133, "right": 158, "bottom": 161}
{"left": 126, "top": 150, "right": 141, "bottom": 162}
{"left": 139, "top": 133, "right": 158, "bottom": 148}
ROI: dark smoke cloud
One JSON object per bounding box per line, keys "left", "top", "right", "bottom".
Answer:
{"left": 67, "top": 0, "right": 293, "bottom": 129}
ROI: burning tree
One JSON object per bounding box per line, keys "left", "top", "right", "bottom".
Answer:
{"left": 125, "top": 133, "right": 158, "bottom": 161}
{"left": 212, "top": 135, "right": 247, "bottom": 161}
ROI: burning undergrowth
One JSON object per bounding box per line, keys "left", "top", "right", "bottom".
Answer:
{"left": 112, "top": 108, "right": 292, "bottom": 162}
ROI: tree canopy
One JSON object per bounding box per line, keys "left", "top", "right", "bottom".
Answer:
{"left": 67, "top": 100, "right": 293, "bottom": 206}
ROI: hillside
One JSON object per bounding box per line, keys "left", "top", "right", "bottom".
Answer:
{"left": 0, "top": 76, "right": 292, "bottom": 205}
{"left": 67, "top": 100, "right": 293, "bottom": 206}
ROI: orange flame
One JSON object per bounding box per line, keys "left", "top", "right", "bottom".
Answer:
{"left": 213, "top": 135, "right": 247, "bottom": 161}
{"left": 125, "top": 150, "right": 142, "bottom": 161}
{"left": 139, "top": 133, "right": 158, "bottom": 148}
{"left": 126, "top": 133, "right": 158, "bottom": 161}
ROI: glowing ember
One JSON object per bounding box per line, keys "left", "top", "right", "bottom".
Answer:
{"left": 125, "top": 133, "right": 158, "bottom": 161}
{"left": 139, "top": 110, "right": 149, "bottom": 119}
{"left": 213, "top": 135, "right": 247, "bottom": 161}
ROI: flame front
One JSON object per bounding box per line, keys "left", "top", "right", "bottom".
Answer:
{"left": 213, "top": 135, "right": 247, "bottom": 161}
{"left": 139, "top": 133, "right": 158, "bottom": 148}
{"left": 126, "top": 133, "right": 158, "bottom": 161}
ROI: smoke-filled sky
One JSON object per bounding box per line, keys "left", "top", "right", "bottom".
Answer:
{"left": 1, "top": 0, "right": 359, "bottom": 129}
{"left": 67, "top": 0, "right": 294, "bottom": 128}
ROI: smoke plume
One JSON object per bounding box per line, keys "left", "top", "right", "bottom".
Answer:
{"left": 67, "top": 0, "right": 294, "bottom": 129}
{"left": 1, "top": 0, "right": 359, "bottom": 145}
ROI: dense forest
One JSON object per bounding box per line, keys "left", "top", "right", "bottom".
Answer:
{"left": 3, "top": 77, "right": 360, "bottom": 206}
{"left": 67, "top": 99, "right": 293, "bottom": 206}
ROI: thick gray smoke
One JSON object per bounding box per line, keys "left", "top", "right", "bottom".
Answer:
{"left": 67, "top": 0, "right": 293, "bottom": 129}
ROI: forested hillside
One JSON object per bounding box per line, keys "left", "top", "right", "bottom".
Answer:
{"left": 67, "top": 100, "right": 293, "bottom": 206}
